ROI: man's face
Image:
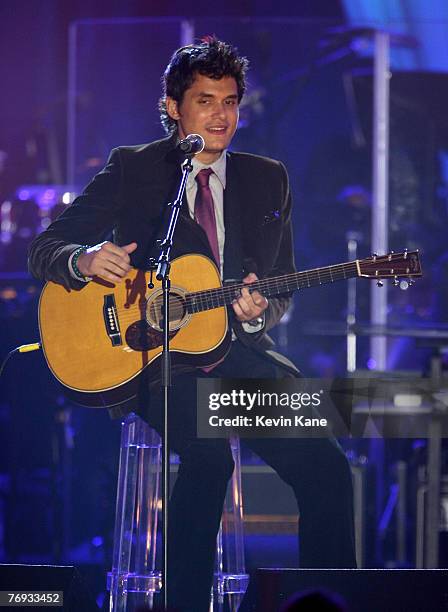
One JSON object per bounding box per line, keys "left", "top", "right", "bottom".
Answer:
{"left": 166, "top": 74, "right": 239, "bottom": 164}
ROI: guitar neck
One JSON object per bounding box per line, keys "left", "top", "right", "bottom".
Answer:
{"left": 186, "top": 260, "right": 359, "bottom": 314}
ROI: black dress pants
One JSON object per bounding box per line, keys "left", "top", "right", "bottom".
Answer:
{"left": 141, "top": 341, "right": 356, "bottom": 612}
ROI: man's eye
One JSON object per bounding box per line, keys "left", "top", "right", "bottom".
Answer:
{"left": 226, "top": 100, "right": 237, "bottom": 106}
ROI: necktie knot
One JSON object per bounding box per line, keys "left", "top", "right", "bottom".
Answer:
{"left": 196, "top": 167, "right": 213, "bottom": 187}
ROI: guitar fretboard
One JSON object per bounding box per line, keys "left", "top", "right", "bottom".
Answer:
{"left": 185, "top": 261, "right": 359, "bottom": 314}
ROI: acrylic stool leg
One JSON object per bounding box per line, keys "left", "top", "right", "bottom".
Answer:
{"left": 108, "top": 414, "right": 162, "bottom": 611}
{"left": 213, "top": 437, "right": 249, "bottom": 611}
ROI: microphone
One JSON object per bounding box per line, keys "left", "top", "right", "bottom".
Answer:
{"left": 177, "top": 133, "right": 205, "bottom": 156}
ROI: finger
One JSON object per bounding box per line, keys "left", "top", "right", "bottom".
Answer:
{"left": 98, "top": 267, "right": 126, "bottom": 283}
{"left": 238, "top": 289, "right": 267, "bottom": 319}
{"left": 101, "top": 241, "right": 133, "bottom": 263}
{"left": 251, "top": 291, "right": 268, "bottom": 308}
{"left": 96, "top": 270, "right": 123, "bottom": 283}
{"left": 240, "top": 286, "right": 252, "bottom": 299}
{"left": 87, "top": 256, "right": 128, "bottom": 279}
{"left": 232, "top": 300, "right": 246, "bottom": 320}
{"left": 100, "top": 261, "right": 130, "bottom": 278}
{"left": 122, "top": 241, "right": 138, "bottom": 254}
{"left": 97, "top": 249, "right": 132, "bottom": 274}
{"left": 235, "top": 295, "right": 253, "bottom": 316}
{"left": 240, "top": 286, "right": 258, "bottom": 306}
{"left": 242, "top": 273, "right": 258, "bottom": 284}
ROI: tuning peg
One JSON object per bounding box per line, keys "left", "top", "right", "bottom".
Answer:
{"left": 399, "top": 278, "right": 414, "bottom": 290}
{"left": 404, "top": 248, "right": 408, "bottom": 259}
{"left": 393, "top": 277, "right": 400, "bottom": 287}
{"left": 372, "top": 252, "right": 378, "bottom": 261}
{"left": 376, "top": 280, "right": 384, "bottom": 287}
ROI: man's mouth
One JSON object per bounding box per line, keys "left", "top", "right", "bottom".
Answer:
{"left": 207, "top": 126, "right": 227, "bottom": 134}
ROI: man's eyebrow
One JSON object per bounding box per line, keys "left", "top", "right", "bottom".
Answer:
{"left": 196, "top": 92, "right": 238, "bottom": 99}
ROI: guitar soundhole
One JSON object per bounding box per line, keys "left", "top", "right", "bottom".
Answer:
{"left": 146, "top": 287, "right": 190, "bottom": 332}
{"left": 125, "top": 320, "right": 177, "bottom": 351}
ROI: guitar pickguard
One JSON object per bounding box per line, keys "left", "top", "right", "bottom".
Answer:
{"left": 125, "top": 319, "right": 178, "bottom": 351}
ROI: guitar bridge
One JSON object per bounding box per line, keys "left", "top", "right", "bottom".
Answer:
{"left": 103, "top": 294, "right": 122, "bottom": 346}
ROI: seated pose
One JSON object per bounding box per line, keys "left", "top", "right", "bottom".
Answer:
{"left": 29, "top": 37, "right": 356, "bottom": 612}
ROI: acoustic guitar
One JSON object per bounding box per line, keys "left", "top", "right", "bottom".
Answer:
{"left": 38, "top": 250, "right": 422, "bottom": 407}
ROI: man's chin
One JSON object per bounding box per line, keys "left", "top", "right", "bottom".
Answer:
{"left": 204, "top": 141, "right": 229, "bottom": 155}
{"left": 203, "top": 135, "right": 232, "bottom": 151}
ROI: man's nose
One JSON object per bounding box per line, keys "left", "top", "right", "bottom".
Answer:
{"left": 211, "top": 102, "right": 227, "bottom": 119}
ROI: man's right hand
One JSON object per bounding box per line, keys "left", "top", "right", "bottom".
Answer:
{"left": 77, "top": 241, "right": 138, "bottom": 282}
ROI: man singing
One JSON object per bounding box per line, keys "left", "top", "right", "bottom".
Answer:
{"left": 29, "top": 37, "right": 356, "bottom": 611}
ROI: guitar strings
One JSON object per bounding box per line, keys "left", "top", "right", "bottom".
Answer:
{"left": 111, "top": 263, "right": 359, "bottom": 323}
{"left": 110, "top": 253, "right": 416, "bottom": 324}
{"left": 182, "top": 252, "right": 416, "bottom": 309}
{"left": 112, "top": 260, "right": 410, "bottom": 323}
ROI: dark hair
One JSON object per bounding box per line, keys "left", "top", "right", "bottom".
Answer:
{"left": 159, "top": 35, "right": 249, "bottom": 134}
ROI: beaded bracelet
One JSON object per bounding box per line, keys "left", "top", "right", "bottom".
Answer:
{"left": 71, "top": 246, "right": 91, "bottom": 281}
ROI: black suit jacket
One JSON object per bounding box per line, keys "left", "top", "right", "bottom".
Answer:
{"left": 29, "top": 135, "right": 296, "bottom": 354}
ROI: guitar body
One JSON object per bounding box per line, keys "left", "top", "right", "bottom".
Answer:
{"left": 38, "top": 254, "right": 230, "bottom": 407}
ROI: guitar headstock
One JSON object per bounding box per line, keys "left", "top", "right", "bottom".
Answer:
{"left": 358, "top": 250, "right": 422, "bottom": 282}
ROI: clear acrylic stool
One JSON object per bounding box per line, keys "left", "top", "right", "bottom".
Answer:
{"left": 107, "top": 413, "right": 249, "bottom": 611}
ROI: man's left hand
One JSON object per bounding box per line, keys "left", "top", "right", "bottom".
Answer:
{"left": 232, "top": 273, "right": 268, "bottom": 322}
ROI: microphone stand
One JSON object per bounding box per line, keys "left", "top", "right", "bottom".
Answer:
{"left": 155, "top": 154, "right": 194, "bottom": 610}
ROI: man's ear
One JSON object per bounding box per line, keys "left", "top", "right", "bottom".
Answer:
{"left": 166, "top": 97, "right": 180, "bottom": 120}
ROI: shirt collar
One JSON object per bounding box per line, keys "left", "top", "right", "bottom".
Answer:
{"left": 189, "top": 150, "right": 227, "bottom": 189}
